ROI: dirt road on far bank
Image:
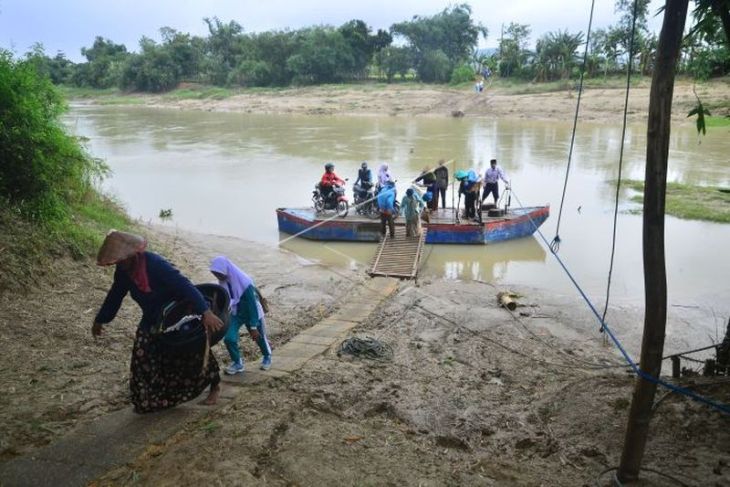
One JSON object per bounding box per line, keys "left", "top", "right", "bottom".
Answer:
{"left": 120, "top": 78, "right": 730, "bottom": 124}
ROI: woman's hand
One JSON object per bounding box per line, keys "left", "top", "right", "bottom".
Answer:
{"left": 201, "top": 310, "right": 223, "bottom": 334}
{"left": 91, "top": 322, "right": 103, "bottom": 337}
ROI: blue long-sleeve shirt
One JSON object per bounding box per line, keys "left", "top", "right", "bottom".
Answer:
{"left": 95, "top": 252, "right": 208, "bottom": 332}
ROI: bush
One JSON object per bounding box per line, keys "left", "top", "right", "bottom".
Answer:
{"left": 228, "top": 60, "right": 272, "bottom": 87}
{"left": 418, "top": 49, "right": 451, "bottom": 83}
{"left": 450, "top": 64, "right": 475, "bottom": 84}
{"left": 0, "top": 51, "right": 106, "bottom": 222}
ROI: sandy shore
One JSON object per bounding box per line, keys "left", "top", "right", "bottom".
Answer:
{"left": 1, "top": 225, "right": 728, "bottom": 485}
{"left": 105, "top": 78, "right": 730, "bottom": 124}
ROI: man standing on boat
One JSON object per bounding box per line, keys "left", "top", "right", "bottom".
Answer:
{"left": 482, "top": 159, "right": 509, "bottom": 205}
{"left": 434, "top": 160, "right": 449, "bottom": 210}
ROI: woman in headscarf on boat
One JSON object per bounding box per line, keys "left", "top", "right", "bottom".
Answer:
{"left": 210, "top": 256, "right": 272, "bottom": 375}
{"left": 377, "top": 163, "right": 393, "bottom": 189}
{"left": 92, "top": 231, "right": 223, "bottom": 413}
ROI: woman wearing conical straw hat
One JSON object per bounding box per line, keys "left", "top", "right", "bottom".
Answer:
{"left": 92, "top": 230, "right": 224, "bottom": 413}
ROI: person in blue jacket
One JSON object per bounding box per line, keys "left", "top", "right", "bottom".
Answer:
{"left": 93, "top": 230, "right": 224, "bottom": 413}
{"left": 377, "top": 181, "right": 397, "bottom": 239}
{"left": 210, "top": 256, "right": 272, "bottom": 375}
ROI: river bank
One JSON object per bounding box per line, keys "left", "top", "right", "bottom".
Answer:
{"left": 63, "top": 77, "right": 730, "bottom": 124}
{"left": 1, "top": 224, "right": 728, "bottom": 485}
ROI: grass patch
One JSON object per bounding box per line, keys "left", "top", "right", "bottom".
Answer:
{"left": 623, "top": 179, "right": 730, "bottom": 223}
{"left": 58, "top": 86, "right": 146, "bottom": 105}
{"left": 704, "top": 115, "right": 730, "bottom": 128}
{"left": 162, "top": 86, "right": 237, "bottom": 100}
{"left": 0, "top": 191, "right": 132, "bottom": 295}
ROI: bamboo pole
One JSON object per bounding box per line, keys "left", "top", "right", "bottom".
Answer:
{"left": 617, "top": 0, "right": 689, "bottom": 482}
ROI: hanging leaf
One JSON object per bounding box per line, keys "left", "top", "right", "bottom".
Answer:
{"left": 687, "top": 99, "right": 712, "bottom": 136}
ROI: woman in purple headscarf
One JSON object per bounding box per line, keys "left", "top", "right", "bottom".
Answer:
{"left": 210, "top": 256, "right": 272, "bottom": 374}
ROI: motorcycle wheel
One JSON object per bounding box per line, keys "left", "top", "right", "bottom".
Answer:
{"left": 337, "top": 201, "right": 349, "bottom": 218}
{"left": 367, "top": 204, "right": 379, "bottom": 219}
{"left": 313, "top": 197, "right": 324, "bottom": 214}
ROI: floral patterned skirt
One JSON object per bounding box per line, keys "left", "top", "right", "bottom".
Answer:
{"left": 130, "top": 329, "right": 220, "bottom": 414}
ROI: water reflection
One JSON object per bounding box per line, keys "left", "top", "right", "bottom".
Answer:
{"left": 429, "top": 236, "right": 547, "bottom": 281}
{"left": 279, "top": 234, "right": 547, "bottom": 283}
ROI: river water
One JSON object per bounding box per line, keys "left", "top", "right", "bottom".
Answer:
{"left": 66, "top": 104, "right": 730, "bottom": 324}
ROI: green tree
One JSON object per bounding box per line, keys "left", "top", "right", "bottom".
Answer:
{"left": 286, "top": 27, "right": 355, "bottom": 84}
{"left": 337, "top": 20, "right": 391, "bottom": 78}
{"left": 613, "top": 0, "right": 652, "bottom": 72}
{"left": 203, "top": 17, "right": 244, "bottom": 85}
{"left": 418, "top": 49, "right": 451, "bottom": 83}
{"left": 159, "top": 27, "right": 204, "bottom": 79}
{"left": 120, "top": 37, "right": 181, "bottom": 92}
{"left": 391, "top": 4, "right": 487, "bottom": 82}
{"left": 498, "top": 23, "right": 531, "bottom": 78}
{"left": 245, "top": 30, "right": 299, "bottom": 85}
{"left": 534, "top": 30, "right": 584, "bottom": 81}
{"left": 73, "top": 37, "right": 129, "bottom": 88}
{"left": 374, "top": 46, "right": 413, "bottom": 82}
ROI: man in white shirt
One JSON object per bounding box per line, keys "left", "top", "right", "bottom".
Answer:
{"left": 482, "top": 159, "right": 509, "bottom": 204}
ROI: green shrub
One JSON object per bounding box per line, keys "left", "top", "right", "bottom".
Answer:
{"left": 450, "top": 64, "right": 475, "bottom": 85}
{"left": 0, "top": 51, "right": 107, "bottom": 222}
{"left": 418, "top": 49, "right": 451, "bottom": 83}
{"left": 228, "top": 60, "right": 272, "bottom": 87}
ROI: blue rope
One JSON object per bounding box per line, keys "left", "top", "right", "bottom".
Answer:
{"left": 511, "top": 189, "right": 730, "bottom": 415}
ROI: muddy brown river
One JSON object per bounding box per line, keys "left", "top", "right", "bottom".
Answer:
{"left": 66, "top": 105, "right": 730, "bottom": 330}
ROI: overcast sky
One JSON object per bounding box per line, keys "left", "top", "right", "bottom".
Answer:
{"left": 1, "top": 0, "right": 666, "bottom": 62}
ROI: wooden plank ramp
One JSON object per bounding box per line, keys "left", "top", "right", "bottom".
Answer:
{"left": 369, "top": 227, "right": 427, "bottom": 279}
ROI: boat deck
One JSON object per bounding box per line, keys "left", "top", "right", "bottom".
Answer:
{"left": 288, "top": 207, "right": 519, "bottom": 225}
{"left": 277, "top": 205, "right": 549, "bottom": 245}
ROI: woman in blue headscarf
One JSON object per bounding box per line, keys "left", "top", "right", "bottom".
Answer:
{"left": 210, "top": 256, "right": 272, "bottom": 374}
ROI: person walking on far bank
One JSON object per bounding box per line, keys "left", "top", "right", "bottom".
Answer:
{"left": 482, "top": 159, "right": 509, "bottom": 204}
{"left": 210, "top": 256, "right": 272, "bottom": 374}
{"left": 434, "top": 160, "right": 449, "bottom": 210}
{"left": 377, "top": 181, "right": 396, "bottom": 239}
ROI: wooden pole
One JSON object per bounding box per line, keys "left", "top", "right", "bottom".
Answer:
{"left": 617, "top": 0, "right": 689, "bottom": 482}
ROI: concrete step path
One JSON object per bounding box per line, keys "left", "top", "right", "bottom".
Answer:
{"left": 222, "top": 276, "right": 398, "bottom": 382}
{"left": 0, "top": 277, "right": 398, "bottom": 487}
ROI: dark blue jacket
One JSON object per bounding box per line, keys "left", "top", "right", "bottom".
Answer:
{"left": 95, "top": 252, "right": 208, "bottom": 332}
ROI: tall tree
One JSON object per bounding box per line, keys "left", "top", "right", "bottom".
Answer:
{"left": 618, "top": 0, "right": 729, "bottom": 481}
{"left": 498, "top": 23, "right": 531, "bottom": 77}
{"left": 75, "top": 37, "right": 129, "bottom": 88}
{"left": 391, "top": 4, "right": 487, "bottom": 82}
{"left": 534, "top": 30, "right": 584, "bottom": 81}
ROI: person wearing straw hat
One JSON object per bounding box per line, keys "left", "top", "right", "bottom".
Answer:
{"left": 92, "top": 230, "right": 224, "bottom": 413}
{"left": 209, "top": 256, "right": 272, "bottom": 375}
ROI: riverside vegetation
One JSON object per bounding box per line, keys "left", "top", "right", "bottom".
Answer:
{"left": 24, "top": 2, "right": 730, "bottom": 95}
{"left": 0, "top": 52, "right": 130, "bottom": 294}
